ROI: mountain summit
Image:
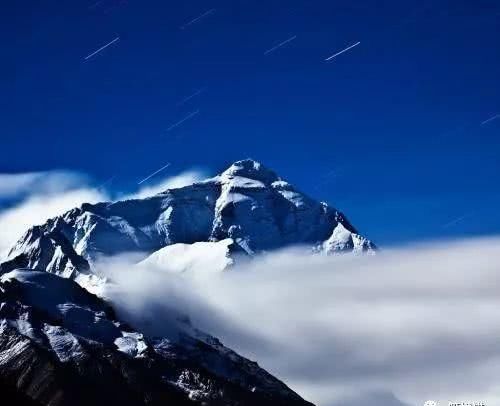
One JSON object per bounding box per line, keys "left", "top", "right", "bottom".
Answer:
{"left": 3, "top": 159, "right": 375, "bottom": 283}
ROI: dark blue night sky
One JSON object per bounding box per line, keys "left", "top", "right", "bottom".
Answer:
{"left": 1, "top": 0, "right": 499, "bottom": 245}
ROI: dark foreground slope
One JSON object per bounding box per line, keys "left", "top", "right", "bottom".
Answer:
{"left": 0, "top": 379, "right": 43, "bottom": 406}
{"left": 0, "top": 270, "right": 313, "bottom": 406}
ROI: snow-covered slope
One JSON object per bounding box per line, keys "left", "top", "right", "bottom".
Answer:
{"left": 3, "top": 159, "right": 375, "bottom": 282}
{"left": 0, "top": 270, "right": 313, "bottom": 406}
{"left": 138, "top": 238, "right": 235, "bottom": 276}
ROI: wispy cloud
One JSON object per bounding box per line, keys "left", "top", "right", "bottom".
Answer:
{"left": 0, "top": 171, "right": 89, "bottom": 201}
{"left": 0, "top": 171, "right": 108, "bottom": 258}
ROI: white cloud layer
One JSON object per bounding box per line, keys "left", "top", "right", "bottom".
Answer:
{"left": 101, "top": 238, "right": 500, "bottom": 406}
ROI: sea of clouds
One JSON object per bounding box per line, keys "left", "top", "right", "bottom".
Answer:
{"left": 100, "top": 239, "right": 500, "bottom": 406}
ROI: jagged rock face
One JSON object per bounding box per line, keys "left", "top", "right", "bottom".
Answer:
{"left": 4, "top": 160, "right": 375, "bottom": 281}
{"left": 0, "top": 270, "right": 313, "bottom": 406}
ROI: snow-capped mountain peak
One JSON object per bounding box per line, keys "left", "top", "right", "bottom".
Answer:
{"left": 218, "top": 159, "right": 281, "bottom": 185}
{"left": 2, "top": 159, "right": 375, "bottom": 283}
